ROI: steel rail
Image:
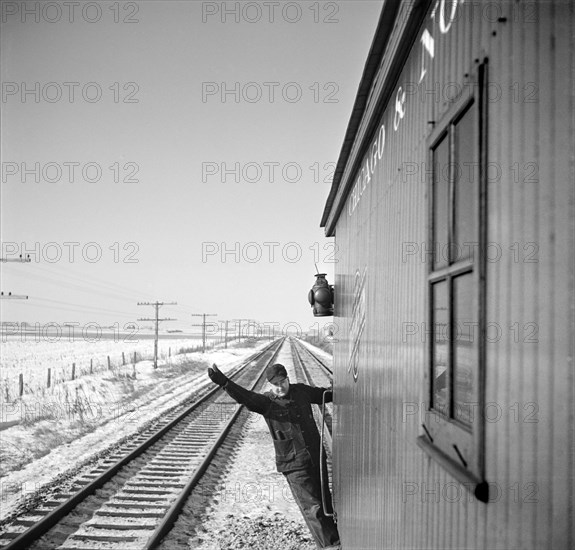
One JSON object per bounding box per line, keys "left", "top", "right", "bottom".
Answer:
{"left": 289, "top": 338, "right": 333, "bottom": 446}
{"left": 319, "top": 390, "right": 335, "bottom": 520}
{"left": 144, "top": 337, "right": 283, "bottom": 548}
{"left": 1, "top": 338, "right": 284, "bottom": 550}
{"left": 289, "top": 337, "right": 335, "bottom": 519}
{"left": 293, "top": 338, "right": 333, "bottom": 376}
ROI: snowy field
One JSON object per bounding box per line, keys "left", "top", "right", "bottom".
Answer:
{"left": 0, "top": 340, "right": 265, "bottom": 521}
{"left": 0, "top": 333, "right": 221, "bottom": 400}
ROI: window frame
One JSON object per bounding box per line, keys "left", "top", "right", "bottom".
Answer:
{"left": 417, "top": 63, "right": 489, "bottom": 502}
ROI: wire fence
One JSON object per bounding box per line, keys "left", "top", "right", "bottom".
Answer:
{"left": 0, "top": 339, "right": 217, "bottom": 401}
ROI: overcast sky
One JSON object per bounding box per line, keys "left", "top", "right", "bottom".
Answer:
{"left": 1, "top": 0, "right": 383, "bottom": 336}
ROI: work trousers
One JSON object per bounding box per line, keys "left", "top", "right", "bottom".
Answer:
{"left": 283, "top": 462, "right": 340, "bottom": 549}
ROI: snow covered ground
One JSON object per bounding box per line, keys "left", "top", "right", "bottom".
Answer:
{"left": 298, "top": 338, "right": 334, "bottom": 366}
{"left": 1, "top": 338, "right": 335, "bottom": 549}
{"left": 0, "top": 334, "right": 218, "bottom": 399}
{"left": 158, "top": 410, "right": 316, "bottom": 550}
{"left": 0, "top": 342, "right": 265, "bottom": 522}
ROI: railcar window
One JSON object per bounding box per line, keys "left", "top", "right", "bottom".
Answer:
{"left": 432, "top": 135, "right": 449, "bottom": 270}
{"left": 429, "top": 100, "right": 479, "bottom": 426}
{"left": 431, "top": 281, "right": 449, "bottom": 415}
{"left": 420, "top": 65, "right": 487, "bottom": 497}
{"left": 454, "top": 102, "right": 478, "bottom": 258}
{"left": 453, "top": 273, "right": 477, "bottom": 426}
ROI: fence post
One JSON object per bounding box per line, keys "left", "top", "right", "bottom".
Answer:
{"left": 122, "top": 352, "right": 125, "bottom": 365}
{"left": 133, "top": 351, "right": 137, "bottom": 364}
{"left": 72, "top": 363, "right": 76, "bottom": 380}
{"left": 90, "top": 358, "right": 93, "bottom": 374}
{"left": 47, "top": 368, "right": 51, "bottom": 388}
{"left": 107, "top": 356, "right": 111, "bottom": 369}
{"left": 19, "top": 373, "right": 24, "bottom": 397}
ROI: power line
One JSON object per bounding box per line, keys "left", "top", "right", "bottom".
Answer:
{"left": 34, "top": 297, "right": 138, "bottom": 317}
{"left": 0, "top": 254, "right": 30, "bottom": 300}
{"left": 13, "top": 297, "right": 139, "bottom": 319}
{"left": 138, "top": 301, "right": 177, "bottom": 368}
{"left": 31, "top": 263, "right": 156, "bottom": 301}
{"left": 218, "top": 319, "right": 242, "bottom": 348}
{"left": 191, "top": 313, "right": 217, "bottom": 353}
{"left": 232, "top": 318, "right": 255, "bottom": 344}
{"left": 2, "top": 262, "right": 156, "bottom": 304}
{"left": 1, "top": 268, "right": 145, "bottom": 305}
{"left": 0, "top": 292, "right": 28, "bottom": 300}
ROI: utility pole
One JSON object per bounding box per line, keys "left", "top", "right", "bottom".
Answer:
{"left": 137, "top": 301, "right": 177, "bottom": 368}
{"left": 218, "top": 319, "right": 231, "bottom": 349}
{"left": 0, "top": 255, "right": 31, "bottom": 300}
{"left": 191, "top": 313, "right": 217, "bottom": 353}
{"left": 267, "top": 322, "right": 276, "bottom": 341}
{"left": 232, "top": 318, "right": 253, "bottom": 344}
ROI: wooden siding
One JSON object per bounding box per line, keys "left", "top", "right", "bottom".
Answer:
{"left": 330, "top": 1, "right": 574, "bottom": 549}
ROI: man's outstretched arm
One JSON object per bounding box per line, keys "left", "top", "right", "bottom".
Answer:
{"left": 303, "top": 383, "right": 333, "bottom": 404}
{"left": 207, "top": 364, "right": 271, "bottom": 415}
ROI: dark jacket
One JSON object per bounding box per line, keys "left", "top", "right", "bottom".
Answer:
{"left": 223, "top": 379, "right": 332, "bottom": 473}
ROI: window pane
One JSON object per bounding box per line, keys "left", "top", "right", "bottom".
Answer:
{"left": 453, "top": 273, "right": 477, "bottom": 426}
{"left": 432, "top": 280, "right": 449, "bottom": 415}
{"left": 454, "top": 102, "right": 477, "bottom": 261}
{"left": 432, "top": 135, "right": 449, "bottom": 269}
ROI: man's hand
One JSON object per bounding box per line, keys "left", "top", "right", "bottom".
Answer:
{"left": 208, "top": 363, "right": 228, "bottom": 387}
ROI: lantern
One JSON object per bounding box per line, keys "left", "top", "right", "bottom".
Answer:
{"left": 308, "top": 273, "right": 334, "bottom": 317}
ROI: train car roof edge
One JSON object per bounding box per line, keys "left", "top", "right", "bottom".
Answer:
{"left": 320, "top": 0, "right": 433, "bottom": 236}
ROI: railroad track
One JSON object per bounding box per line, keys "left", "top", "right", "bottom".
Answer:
{"left": 289, "top": 337, "right": 333, "bottom": 448}
{"left": 0, "top": 338, "right": 285, "bottom": 550}
{"left": 290, "top": 337, "right": 332, "bottom": 379}
{"left": 289, "top": 337, "right": 336, "bottom": 518}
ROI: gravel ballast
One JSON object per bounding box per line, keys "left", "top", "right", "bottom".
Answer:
{"left": 160, "top": 413, "right": 317, "bottom": 550}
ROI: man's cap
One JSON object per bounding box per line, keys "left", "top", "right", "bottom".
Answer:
{"left": 266, "top": 363, "right": 288, "bottom": 384}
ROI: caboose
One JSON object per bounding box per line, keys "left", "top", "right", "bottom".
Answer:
{"left": 321, "top": 1, "right": 574, "bottom": 548}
